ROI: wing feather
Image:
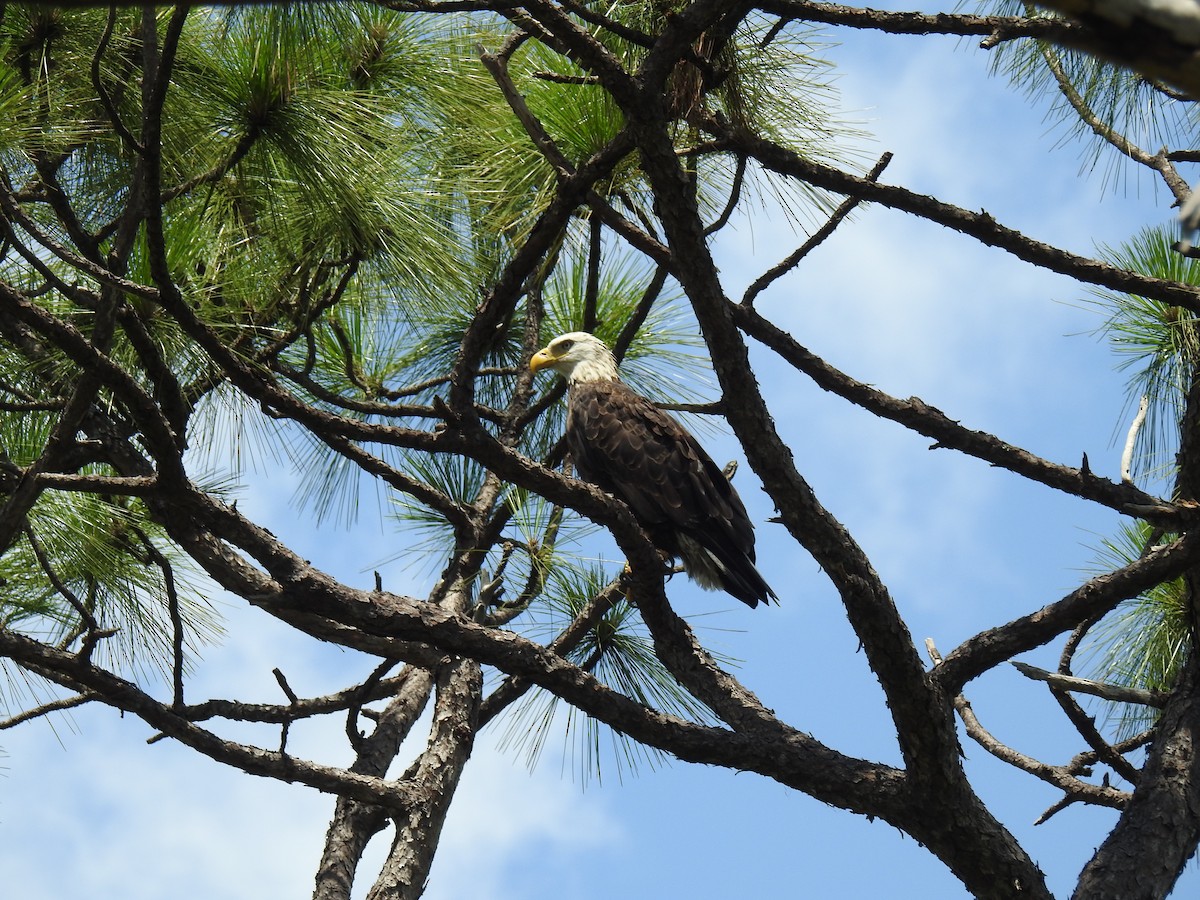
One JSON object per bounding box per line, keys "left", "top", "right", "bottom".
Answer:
{"left": 568, "top": 380, "right": 752, "bottom": 548}
{"left": 567, "top": 379, "right": 776, "bottom": 607}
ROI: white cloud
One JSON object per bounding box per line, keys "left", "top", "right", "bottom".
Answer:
{"left": 423, "top": 738, "right": 621, "bottom": 900}
{"left": 1, "top": 598, "right": 621, "bottom": 900}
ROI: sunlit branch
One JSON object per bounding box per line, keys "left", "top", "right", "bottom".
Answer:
{"left": 1012, "top": 661, "right": 1168, "bottom": 709}
{"left": 31, "top": 472, "right": 158, "bottom": 495}
{"left": 1121, "top": 395, "right": 1150, "bottom": 485}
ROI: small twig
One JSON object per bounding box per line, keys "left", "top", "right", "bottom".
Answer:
{"left": 91, "top": 5, "right": 143, "bottom": 153}
{"left": 583, "top": 213, "right": 602, "bottom": 334}
{"left": 131, "top": 527, "right": 186, "bottom": 709}
{"left": 1048, "top": 684, "right": 1143, "bottom": 785}
{"left": 741, "top": 152, "right": 892, "bottom": 306}
{"left": 1060, "top": 612, "right": 1102, "bottom": 675}
{"left": 612, "top": 264, "right": 670, "bottom": 363}
{"left": 273, "top": 667, "right": 300, "bottom": 704}
{"left": 658, "top": 400, "right": 724, "bottom": 415}
{"left": 0, "top": 692, "right": 97, "bottom": 729}
{"left": 703, "top": 153, "right": 748, "bottom": 237}
{"left": 1066, "top": 728, "right": 1154, "bottom": 777}
{"left": 273, "top": 667, "right": 299, "bottom": 754}
{"left": 77, "top": 627, "right": 120, "bottom": 659}
{"left": 1034, "top": 793, "right": 1081, "bottom": 825}
{"left": 24, "top": 523, "right": 101, "bottom": 637}
{"left": 477, "top": 540, "right": 517, "bottom": 611}
{"left": 760, "top": 16, "right": 792, "bottom": 48}
{"left": 925, "top": 637, "right": 944, "bottom": 667}
{"left": 327, "top": 316, "right": 373, "bottom": 394}
{"left": 346, "top": 658, "right": 399, "bottom": 754}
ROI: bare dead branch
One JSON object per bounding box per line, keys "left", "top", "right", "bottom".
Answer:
{"left": 1013, "top": 661, "right": 1168, "bottom": 708}
{"left": 955, "top": 694, "right": 1129, "bottom": 810}
{"left": 1122, "top": 395, "right": 1151, "bottom": 485}
{"left": 741, "top": 151, "right": 893, "bottom": 306}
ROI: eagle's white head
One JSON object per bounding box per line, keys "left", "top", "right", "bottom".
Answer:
{"left": 529, "top": 332, "right": 620, "bottom": 384}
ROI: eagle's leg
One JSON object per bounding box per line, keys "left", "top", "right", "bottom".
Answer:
{"left": 620, "top": 551, "right": 679, "bottom": 581}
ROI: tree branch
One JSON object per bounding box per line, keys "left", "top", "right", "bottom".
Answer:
{"left": 936, "top": 532, "right": 1200, "bottom": 692}
{"left": 1012, "top": 661, "right": 1168, "bottom": 708}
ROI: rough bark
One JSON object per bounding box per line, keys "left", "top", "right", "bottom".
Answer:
{"left": 5, "top": 4, "right": 1200, "bottom": 899}
{"left": 364, "top": 659, "right": 483, "bottom": 900}
{"left": 1072, "top": 662, "right": 1200, "bottom": 900}
{"left": 313, "top": 667, "right": 437, "bottom": 900}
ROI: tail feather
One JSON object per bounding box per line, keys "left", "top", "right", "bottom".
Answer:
{"left": 677, "top": 533, "right": 777, "bottom": 608}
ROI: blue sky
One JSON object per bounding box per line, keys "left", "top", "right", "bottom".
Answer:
{"left": 4, "top": 15, "right": 1199, "bottom": 900}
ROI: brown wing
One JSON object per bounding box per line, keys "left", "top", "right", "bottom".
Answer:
{"left": 566, "top": 380, "right": 755, "bottom": 557}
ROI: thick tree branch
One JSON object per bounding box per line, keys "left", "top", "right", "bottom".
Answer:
{"left": 731, "top": 303, "right": 1179, "bottom": 522}
{"left": 936, "top": 532, "right": 1200, "bottom": 692}
{"left": 0, "top": 629, "right": 424, "bottom": 810}
{"left": 1074, "top": 660, "right": 1200, "bottom": 899}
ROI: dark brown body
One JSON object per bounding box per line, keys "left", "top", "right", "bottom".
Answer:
{"left": 566, "top": 379, "right": 776, "bottom": 607}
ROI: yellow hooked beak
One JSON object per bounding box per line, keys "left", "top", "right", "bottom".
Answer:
{"left": 529, "top": 347, "right": 558, "bottom": 373}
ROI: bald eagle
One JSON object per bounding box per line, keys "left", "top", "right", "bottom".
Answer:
{"left": 530, "top": 332, "right": 777, "bottom": 608}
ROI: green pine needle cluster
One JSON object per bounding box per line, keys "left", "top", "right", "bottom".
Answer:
{"left": 1079, "top": 228, "right": 1199, "bottom": 736}
{"left": 1079, "top": 521, "right": 1187, "bottom": 741}
{"left": 1089, "top": 225, "right": 1200, "bottom": 486}
{"left": 0, "top": 1, "right": 859, "bottom": 778}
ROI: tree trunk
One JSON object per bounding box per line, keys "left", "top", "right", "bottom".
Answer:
{"left": 313, "top": 666, "right": 437, "bottom": 900}
{"left": 365, "top": 658, "right": 482, "bottom": 900}
{"left": 1072, "top": 659, "right": 1200, "bottom": 900}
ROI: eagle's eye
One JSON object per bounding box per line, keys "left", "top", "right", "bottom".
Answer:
{"left": 557, "top": 339, "right": 575, "bottom": 353}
